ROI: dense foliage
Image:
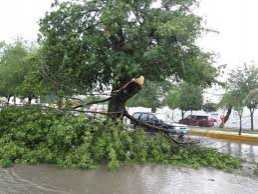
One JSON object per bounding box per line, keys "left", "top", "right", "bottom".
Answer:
{"left": 127, "top": 81, "right": 169, "bottom": 112}
{"left": 0, "top": 41, "right": 28, "bottom": 101}
{"left": 39, "top": 0, "right": 217, "bottom": 112}
{"left": 166, "top": 82, "right": 203, "bottom": 118}
{"left": 0, "top": 41, "right": 45, "bottom": 104}
{"left": 0, "top": 107, "right": 240, "bottom": 170}
{"left": 0, "top": 0, "right": 219, "bottom": 115}
{"left": 220, "top": 64, "right": 258, "bottom": 132}
{"left": 202, "top": 102, "right": 217, "bottom": 112}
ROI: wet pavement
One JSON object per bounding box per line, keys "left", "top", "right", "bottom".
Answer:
{"left": 0, "top": 137, "right": 258, "bottom": 194}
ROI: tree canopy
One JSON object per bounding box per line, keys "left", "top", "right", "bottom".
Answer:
{"left": 0, "top": 41, "right": 28, "bottom": 100}
{"left": 166, "top": 82, "right": 203, "bottom": 118}
{"left": 39, "top": 0, "right": 217, "bottom": 99}
{"left": 220, "top": 64, "right": 258, "bottom": 131}
{"left": 202, "top": 102, "right": 217, "bottom": 112}
{"left": 0, "top": 41, "right": 45, "bottom": 104}
{"left": 127, "top": 81, "right": 168, "bottom": 112}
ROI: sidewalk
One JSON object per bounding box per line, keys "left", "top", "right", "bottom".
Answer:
{"left": 190, "top": 127, "right": 258, "bottom": 145}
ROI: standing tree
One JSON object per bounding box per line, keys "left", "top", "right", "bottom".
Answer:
{"left": 17, "top": 49, "right": 46, "bottom": 104}
{"left": 245, "top": 88, "right": 258, "bottom": 130}
{"left": 202, "top": 102, "right": 217, "bottom": 112}
{"left": 0, "top": 40, "right": 28, "bottom": 104}
{"left": 127, "top": 81, "right": 167, "bottom": 112}
{"left": 227, "top": 65, "right": 258, "bottom": 131}
{"left": 219, "top": 90, "right": 245, "bottom": 134}
{"left": 39, "top": 0, "right": 217, "bottom": 118}
{"left": 230, "top": 91, "right": 245, "bottom": 135}
{"left": 166, "top": 85, "right": 181, "bottom": 120}
{"left": 218, "top": 92, "right": 233, "bottom": 128}
{"left": 166, "top": 82, "right": 203, "bottom": 119}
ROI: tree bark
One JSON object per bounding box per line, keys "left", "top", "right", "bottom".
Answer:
{"left": 219, "top": 106, "right": 232, "bottom": 128}
{"left": 239, "top": 115, "right": 242, "bottom": 135}
{"left": 250, "top": 109, "right": 254, "bottom": 131}
{"left": 108, "top": 76, "right": 144, "bottom": 119}
{"left": 57, "top": 97, "right": 64, "bottom": 109}
{"left": 151, "top": 107, "right": 157, "bottom": 113}
{"left": 181, "top": 110, "right": 185, "bottom": 120}
{"left": 6, "top": 95, "right": 11, "bottom": 106}
{"left": 13, "top": 96, "right": 16, "bottom": 105}
{"left": 28, "top": 96, "right": 32, "bottom": 105}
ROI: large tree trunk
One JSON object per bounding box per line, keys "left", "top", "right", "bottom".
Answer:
{"left": 219, "top": 106, "right": 232, "bottom": 128}
{"left": 108, "top": 76, "right": 144, "bottom": 119}
{"left": 108, "top": 97, "right": 127, "bottom": 118}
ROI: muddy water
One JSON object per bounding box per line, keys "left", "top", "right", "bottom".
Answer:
{"left": 0, "top": 164, "right": 257, "bottom": 194}
{"left": 1, "top": 137, "right": 258, "bottom": 194}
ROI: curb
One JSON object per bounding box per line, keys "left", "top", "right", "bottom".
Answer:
{"left": 190, "top": 129, "right": 258, "bottom": 145}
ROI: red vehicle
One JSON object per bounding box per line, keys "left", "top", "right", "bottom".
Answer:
{"left": 179, "top": 115, "right": 215, "bottom": 127}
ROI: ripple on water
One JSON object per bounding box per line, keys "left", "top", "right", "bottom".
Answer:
{"left": 0, "top": 165, "right": 258, "bottom": 194}
{"left": 192, "top": 136, "right": 258, "bottom": 163}
{"left": 0, "top": 167, "right": 67, "bottom": 194}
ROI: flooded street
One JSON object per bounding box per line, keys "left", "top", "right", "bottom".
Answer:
{"left": 0, "top": 165, "right": 258, "bottom": 194}
{"left": 193, "top": 136, "right": 258, "bottom": 163}
{"left": 0, "top": 137, "right": 258, "bottom": 194}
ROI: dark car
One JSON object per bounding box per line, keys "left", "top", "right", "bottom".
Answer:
{"left": 131, "top": 112, "right": 189, "bottom": 135}
{"left": 179, "top": 115, "right": 215, "bottom": 127}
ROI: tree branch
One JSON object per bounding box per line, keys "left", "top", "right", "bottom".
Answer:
{"left": 72, "top": 97, "right": 112, "bottom": 109}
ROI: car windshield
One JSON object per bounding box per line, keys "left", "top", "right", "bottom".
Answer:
{"left": 140, "top": 113, "right": 148, "bottom": 121}
{"left": 148, "top": 114, "right": 158, "bottom": 121}
{"left": 196, "top": 116, "right": 208, "bottom": 120}
{"left": 133, "top": 113, "right": 141, "bottom": 120}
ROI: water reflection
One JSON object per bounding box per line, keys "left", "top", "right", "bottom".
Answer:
{"left": 196, "top": 136, "right": 258, "bottom": 163}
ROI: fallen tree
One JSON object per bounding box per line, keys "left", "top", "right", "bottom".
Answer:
{"left": 1, "top": 76, "right": 195, "bottom": 144}
{"left": 61, "top": 76, "right": 197, "bottom": 144}
{"left": 0, "top": 106, "right": 241, "bottom": 170}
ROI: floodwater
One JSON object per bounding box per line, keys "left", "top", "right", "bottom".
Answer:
{"left": 0, "top": 137, "right": 258, "bottom": 194}
{"left": 194, "top": 136, "right": 258, "bottom": 163}
{"left": 0, "top": 165, "right": 258, "bottom": 194}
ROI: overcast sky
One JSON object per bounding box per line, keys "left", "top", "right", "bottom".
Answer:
{"left": 0, "top": 0, "right": 258, "bottom": 71}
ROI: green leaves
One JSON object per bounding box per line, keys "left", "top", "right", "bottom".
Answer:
{"left": 0, "top": 106, "right": 241, "bottom": 170}
{"left": 222, "top": 64, "right": 258, "bottom": 113}
{"left": 127, "top": 81, "right": 166, "bottom": 111}
{"left": 166, "top": 82, "right": 203, "bottom": 111}
{"left": 39, "top": 0, "right": 217, "bottom": 94}
{"left": 0, "top": 40, "right": 28, "bottom": 98}
{"left": 0, "top": 41, "right": 47, "bottom": 103}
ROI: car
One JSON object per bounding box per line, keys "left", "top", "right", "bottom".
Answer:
{"left": 179, "top": 114, "right": 215, "bottom": 127}
{"left": 130, "top": 112, "right": 189, "bottom": 135}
